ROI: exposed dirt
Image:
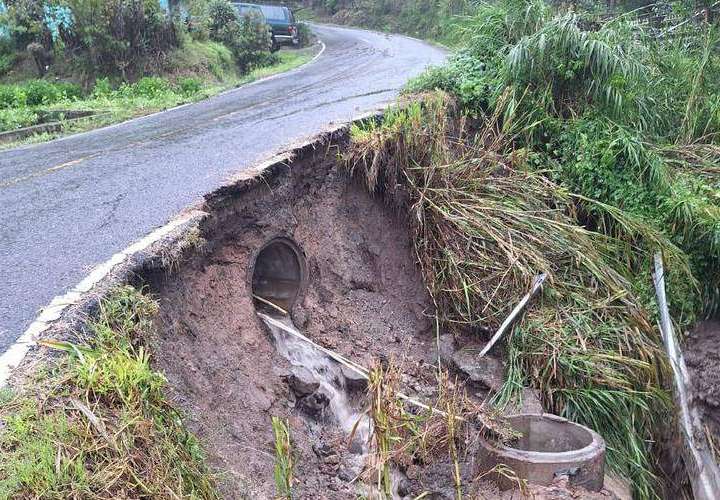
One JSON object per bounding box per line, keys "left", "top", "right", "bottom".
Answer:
{"left": 145, "top": 143, "right": 444, "bottom": 498}
{"left": 685, "top": 320, "right": 720, "bottom": 453}
{"left": 141, "top": 139, "right": 619, "bottom": 499}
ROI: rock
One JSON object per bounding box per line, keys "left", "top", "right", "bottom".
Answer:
{"left": 348, "top": 436, "right": 365, "bottom": 455}
{"left": 451, "top": 348, "right": 504, "bottom": 391}
{"left": 286, "top": 366, "right": 319, "bottom": 398}
{"left": 292, "top": 307, "right": 309, "bottom": 329}
{"left": 397, "top": 478, "right": 412, "bottom": 497}
{"left": 338, "top": 467, "right": 353, "bottom": 482}
{"left": 436, "top": 334, "right": 456, "bottom": 366}
{"left": 341, "top": 364, "right": 367, "bottom": 391}
{"left": 299, "top": 391, "right": 330, "bottom": 417}
{"left": 313, "top": 442, "right": 336, "bottom": 458}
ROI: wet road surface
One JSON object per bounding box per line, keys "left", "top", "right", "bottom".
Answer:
{"left": 0, "top": 24, "right": 446, "bottom": 351}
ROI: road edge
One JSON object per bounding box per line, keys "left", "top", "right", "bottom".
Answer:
{"left": 1, "top": 40, "right": 327, "bottom": 154}
{"left": 0, "top": 108, "right": 385, "bottom": 388}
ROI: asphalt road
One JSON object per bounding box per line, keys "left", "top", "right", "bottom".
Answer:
{"left": 0, "top": 25, "right": 445, "bottom": 351}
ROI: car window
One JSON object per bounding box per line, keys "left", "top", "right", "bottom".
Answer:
{"left": 259, "top": 5, "right": 288, "bottom": 22}
{"left": 233, "top": 3, "right": 263, "bottom": 19}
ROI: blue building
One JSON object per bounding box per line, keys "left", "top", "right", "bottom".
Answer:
{"left": 0, "top": 2, "right": 7, "bottom": 38}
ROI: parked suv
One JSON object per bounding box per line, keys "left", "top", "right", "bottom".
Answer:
{"left": 257, "top": 4, "right": 299, "bottom": 49}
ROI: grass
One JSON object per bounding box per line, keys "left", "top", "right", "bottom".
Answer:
{"left": 347, "top": 93, "right": 686, "bottom": 498}
{"left": 271, "top": 416, "right": 294, "bottom": 499}
{"left": 363, "top": 359, "right": 516, "bottom": 499}
{"left": 0, "top": 45, "right": 320, "bottom": 150}
{"left": 0, "top": 286, "right": 218, "bottom": 499}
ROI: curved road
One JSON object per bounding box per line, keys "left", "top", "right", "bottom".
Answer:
{"left": 0, "top": 25, "right": 446, "bottom": 351}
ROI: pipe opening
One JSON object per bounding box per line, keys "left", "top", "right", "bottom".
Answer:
{"left": 506, "top": 415, "right": 593, "bottom": 453}
{"left": 252, "top": 238, "right": 304, "bottom": 314}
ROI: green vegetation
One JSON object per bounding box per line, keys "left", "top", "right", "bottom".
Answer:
{"left": 0, "top": 286, "right": 218, "bottom": 498}
{"left": 347, "top": 2, "right": 720, "bottom": 497}
{"left": 271, "top": 416, "right": 294, "bottom": 499}
{"left": 0, "top": 0, "right": 318, "bottom": 141}
{"left": 296, "top": 0, "right": 473, "bottom": 42}
{"left": 0, "top": 46, "right": 316, "bottom": 144}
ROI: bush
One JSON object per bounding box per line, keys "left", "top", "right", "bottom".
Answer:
{"left": 296, "top": 22, "right": 314, "bottom": 47}
{"left": 0, "top": 86, "right": 24, "bottom": 109}
{"left": 0, "top": 107, "right": 38, "bottom": 132}
{"left": 0, "top": 81, "right": 82, "bottom": 108}
{"left": 59, "top": 0, "right": 179, "bottom": 80}
{"left": 92, "top": 77, "right": 113, "bottom": 98}
{"left": 23, "top": 80, "right": 81, "bottom": 106}
{"left": 0, "top": 39, "right": 16, "bottom": 77}
{"left": 178, "top": 76, "right": 203, "bottom": 96}
{"left": 120, "top": 76, "right": 173, "bottom": 99}
{"left": 206, "top": 0, "right": 273, "bottom": 72}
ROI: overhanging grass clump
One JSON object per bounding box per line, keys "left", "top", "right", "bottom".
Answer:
{"left": 408, "top": 0, "right": 720, "bottom": 320}
{"left": 0, "top": 286, "right": 217, "bottom": 499}
{"left": 347, "top": 93, "right": 688, "bottom": 497}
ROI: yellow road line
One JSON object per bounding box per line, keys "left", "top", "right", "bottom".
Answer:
{"left": 0, "top": 156, "right": 94, "bottom": 189}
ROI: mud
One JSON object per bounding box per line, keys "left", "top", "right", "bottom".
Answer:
{"left": 145, "top": 142, "right": 443, "bottom": 498}
{"left": 685, "top": 320, "right": 720, "bottom": 452}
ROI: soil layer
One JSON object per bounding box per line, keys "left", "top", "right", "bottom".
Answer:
{"left": 146, "top": 143, "right": 440, "bottom": 498}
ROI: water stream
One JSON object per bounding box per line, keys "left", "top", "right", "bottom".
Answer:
{"left": 261, "top": 314, "right": 371, "bottom": 445}
{"left": 259, "top": 313, "right": 406, "bottom": 498}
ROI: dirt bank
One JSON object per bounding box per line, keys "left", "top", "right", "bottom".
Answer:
{"left": 685, "top": 320, "right": 720, "bottom": 455}
{"left": 144, "top": 138, "right": 444, "bottom": 497}
{"left": 137, "top": 133, "right": 620, "bottom": 499}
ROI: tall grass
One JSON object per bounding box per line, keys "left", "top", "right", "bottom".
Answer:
{"left": 409, "top": 0, "right": 720, "bottom": 319}
{"left": 0, "top": 286, "right": 217, "bottom": 499}
{"left": 347, "top": 93, "right": 688, "bottom": 497}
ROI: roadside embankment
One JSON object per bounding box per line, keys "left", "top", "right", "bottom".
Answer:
{"left": 1, "top": 117, "right": 626, "bottom": 498}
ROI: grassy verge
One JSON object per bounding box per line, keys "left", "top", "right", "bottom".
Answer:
{"left": 0, "top": 45, "right": 319, "bottom": 150}
{"left": 0, "top": 286, "right": 217, "bottom": 499}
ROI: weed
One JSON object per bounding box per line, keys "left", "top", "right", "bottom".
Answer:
{"left": 271, "top": 416, "right": 294, "bottom": 499}
{"left": 0, "top": 286, "right": 218, "bottom": 499}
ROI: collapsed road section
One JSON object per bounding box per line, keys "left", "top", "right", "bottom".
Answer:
{"left": 139, "top": 128, "right": 619, "bottom": 498}
{"left": 0, "top": 124, "right": 654, "bottom": 498}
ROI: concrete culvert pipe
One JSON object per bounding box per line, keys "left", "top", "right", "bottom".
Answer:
{"left": 252, "top": 238, "right": 305, "bottom": 314}
{"left": 478, "top": 414, "right": 606, "bottom": 491}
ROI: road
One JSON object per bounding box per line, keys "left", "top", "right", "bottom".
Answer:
{"left": 0, "top": 25, "right": 445, "bottom": 351}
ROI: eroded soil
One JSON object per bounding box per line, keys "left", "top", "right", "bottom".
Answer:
{"left": 142, "top": 142, "right": 619, "bottom": 499}
{"left": 146, "top": 145, "right": 444, "bottom": 498}
{"left": 685, "top": 320, "right": 720, "bottom": 454}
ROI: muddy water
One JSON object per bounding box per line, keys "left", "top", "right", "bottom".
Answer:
{"left": 261, "top": 314, "right": 371, "bottom": 443}
{"left": 259, "top": 313, "right": 407, "bottom": 498}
